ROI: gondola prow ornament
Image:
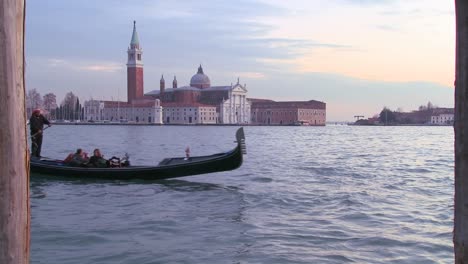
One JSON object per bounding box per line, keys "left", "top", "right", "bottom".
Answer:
{"left": 184, "top": 147, "right": 190, "bottom": 160}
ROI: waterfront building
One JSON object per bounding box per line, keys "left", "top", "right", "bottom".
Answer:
{"left": 250, "top": 99, "right": 326, "bottom": 125}
{"left": 394, "top": 107, "right": 454, "bottom": 124}
{"left": 431, "top": 113, "right": 454, "bottom": 125}
{"left": 84, "top": 100, "right": 104, "bottom": 121}
{"left": 84, "top": 99, "right": 162, "bottom": 123}
{"left": 162, "top": 103, "right": 217, "bottom": 124}
{"left": 146, "top": 67, "right": 251, "bottom": 124}
{"left": 101, "top": 100, "right": 162, "bottom": 123}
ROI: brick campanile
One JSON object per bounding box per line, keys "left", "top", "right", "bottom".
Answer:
{"left": 127, "top": 21, "right": 144, "bottom": 103}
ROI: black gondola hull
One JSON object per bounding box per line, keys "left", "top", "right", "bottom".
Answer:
{"left": 30, "top": 128, "right": 246, "bottom": 180}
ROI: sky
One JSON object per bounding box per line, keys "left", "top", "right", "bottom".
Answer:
{"left": 25, "top": 0, "right": 455, "bottom": 121}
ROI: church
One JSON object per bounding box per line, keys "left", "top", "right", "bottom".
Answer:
{"left": 84, "top": 21, "right": 250, "bottom": 125}
{"left": 145, "top": 65, "right": 250, "bottom": 124}
{"left": 84, "top": 21, "right": 325, "bottom": 125}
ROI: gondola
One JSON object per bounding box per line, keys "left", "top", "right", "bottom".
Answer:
{"left": 30, "top": 127, "right": 246, "bottom": 180}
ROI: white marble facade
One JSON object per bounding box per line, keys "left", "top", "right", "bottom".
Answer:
{"left": 219, "top": 84, "right": 251, "bottom": 124}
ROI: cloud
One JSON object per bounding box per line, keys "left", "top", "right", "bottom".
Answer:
{"left": 78, "top": 64, "right": 123, "bottom": 73}
{"left": 375, "top": 25, "right": 399, "bottom": 31}
{"left": 236, "top": 72, "right": 266, "bottom": 79}
{"left": 43, "top": 57, "right": 123, "bottom": 73}
{"left": 26, "top": 0, "right": 341, "bottom": 71}
{"left": 47, "top": 59, "right": 67, "bottom": 67}
{"left": 338, "top": 0, "right": 395, "bottom": 6}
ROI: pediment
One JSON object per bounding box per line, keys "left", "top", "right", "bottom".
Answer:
{"left": 232, "top": 84, "right": 247, "bottom": 93}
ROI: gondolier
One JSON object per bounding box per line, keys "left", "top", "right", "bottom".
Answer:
{"left": 30, "top": 109, "right": 51, "bottom": 158}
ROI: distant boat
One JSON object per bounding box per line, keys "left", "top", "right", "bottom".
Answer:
{"left": 30, "top": 128, "right": 246, "bottom": 180}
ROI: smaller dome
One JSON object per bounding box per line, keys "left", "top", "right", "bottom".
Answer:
{"left": 190, "top": 65, "right": 211, "bottom": 89}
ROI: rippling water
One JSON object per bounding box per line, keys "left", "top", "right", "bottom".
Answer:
{"left": 31, "top": 125, "right": 454, "bottom": 263}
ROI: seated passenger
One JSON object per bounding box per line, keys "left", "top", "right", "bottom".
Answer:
{"left": 88, "top": 149, "right": 110, "bottom": 168}
{"left": 65, "top": 148, "right": 89, "bottom": 167}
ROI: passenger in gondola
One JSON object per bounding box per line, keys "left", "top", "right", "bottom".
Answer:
{"left": 88, "top": 149, "right": 110, "bottom": 168}
{"left": 64, "top": 148, "right": 89, "bottom": 167}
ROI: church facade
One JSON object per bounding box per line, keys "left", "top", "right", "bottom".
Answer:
{"left": 145, "top": 66, "right": 251, "bottom": 124}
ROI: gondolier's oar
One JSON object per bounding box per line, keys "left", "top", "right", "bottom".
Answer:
{"left": 30, "top": 125, "right": 51, "bottom": 139}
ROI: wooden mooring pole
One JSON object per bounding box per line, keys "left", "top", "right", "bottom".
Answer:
{"left": 0, "top": 0, "right": 30, "bottom": 263}
{"left": 455, "top": 1, "right": 468, "bottom": 263}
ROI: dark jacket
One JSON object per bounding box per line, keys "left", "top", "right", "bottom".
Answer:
{"left": 68, "top": 153, "right": 89, "bottom": 167}
{"left": 89, "top": 156, "right": 109, "bottom": 168}
{"left": 30, "top": 115, "right": 50, "bottom": 133}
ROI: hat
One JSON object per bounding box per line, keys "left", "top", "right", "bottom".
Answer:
{"left": 32, "top": 109, "right": 41, "bottom": 114}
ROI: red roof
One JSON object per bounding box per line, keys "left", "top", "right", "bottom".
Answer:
{"left": 161, "top": 102, "right": 215, "bottom": 108}
{"left": 251, "top": 99, "right": 326, "bottom": 110}
{"left": 103, "top": 101, "right": 157, "bottom": 108}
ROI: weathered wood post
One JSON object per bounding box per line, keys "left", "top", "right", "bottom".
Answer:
{"left": 0, "top": 0, "right": 30, "bottom": 263}
{"left": 455, "top": 1, "right": 468, "bottom": 263}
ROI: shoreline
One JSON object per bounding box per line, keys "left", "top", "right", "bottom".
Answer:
{"left": 47, "top": 122, "right": 451, "bottom": 127}
{"left": 347, "top": 123, "right": 453, "bottom": 127}
{"left": 49, "top": 122, "right": 327, "bottom": 127}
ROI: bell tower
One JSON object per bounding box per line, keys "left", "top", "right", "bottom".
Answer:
{"left": 127, "top": 21, "right": 144, "bottom": 103}
{"left": 173, "top": 76, "right": 178, "bottom": 88}
{"left": 160, "top": 75, "right": 165, "bottom": 93}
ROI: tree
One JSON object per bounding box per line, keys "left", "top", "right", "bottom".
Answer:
{"left": 378, "top": 107, "right": 396, "bottom": 124}
{"left": 56, "top": 105, "right": 62, "bottom": 120}
{"left": 455, "top": 1, "right": 468, "bottom": 262}
{"left": 418, "top": 101, "right": 437, "bottom": 112}
{"left": 75, "top": 97, "right": 80, "bottom": 120}
{"left": 26, "top": 88, "right": 42, "bottom": 116}
{"left": 42, "top": 93, "right": 57, "bottom": 119}
{"left": 61, "top": 92, "right": 77, "bottom": 120}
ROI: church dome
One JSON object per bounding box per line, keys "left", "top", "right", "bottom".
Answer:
{"left": 190, "top": 65, "right": 211, "bottom": 89}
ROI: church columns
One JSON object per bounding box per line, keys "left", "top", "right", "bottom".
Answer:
{"left": 229, "top": 91, "right": 233, "bottom": 123}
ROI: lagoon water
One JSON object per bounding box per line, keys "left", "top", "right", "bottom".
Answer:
{"left": 31, "top": 125, "right": 454, "bottom": 263}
